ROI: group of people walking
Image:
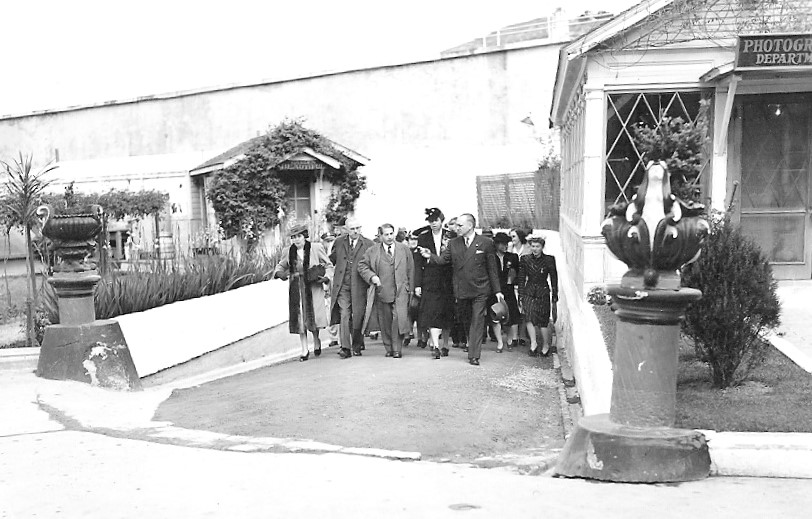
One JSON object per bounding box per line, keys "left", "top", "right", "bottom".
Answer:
{"left": 272, "top": 209, "right": 558, "bottom": 366}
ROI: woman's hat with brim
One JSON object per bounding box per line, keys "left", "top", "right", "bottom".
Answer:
{"left": 493, "top": 232, "right": 511, "bottom": 244}
{"left": 288, "top": 223, "right": 309, "bottom": 237}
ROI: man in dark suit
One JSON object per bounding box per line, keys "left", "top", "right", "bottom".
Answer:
{"left": 358, "top": 223, "right": 415, "bottom": 358}
{"left": 420, "top": 213, "right": 503, "bottom": 365}
{"left": 329, "top": 217, "right": 375, "bottom": 359}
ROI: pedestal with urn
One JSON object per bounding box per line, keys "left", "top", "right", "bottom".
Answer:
{"left": 35, "top": 204, "right": 141, "bottom": 390}
{"left": 555, "top": 162, "right": 710, "bottom": 482}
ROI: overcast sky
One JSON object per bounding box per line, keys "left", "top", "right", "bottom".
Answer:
{"left": 0, "top": 0, "right": 639, "bottom": 115}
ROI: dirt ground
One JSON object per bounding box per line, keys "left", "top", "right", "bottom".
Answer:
{"left": 154, "top": 339, "right": 566, "bottom": 463}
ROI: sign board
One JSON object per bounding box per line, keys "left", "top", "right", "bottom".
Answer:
{"left": 736, "top": 33, "right": 812, "bottom": 68}
{"left": 277, "top": 160, "right": 321, "bottom": 170}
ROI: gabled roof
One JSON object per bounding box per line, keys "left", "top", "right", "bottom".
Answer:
{"left": 189, "top": 135, "right": 370, "bottom": 177}
{"left": 550, "top": 0, "right": 675, "bottom": 127}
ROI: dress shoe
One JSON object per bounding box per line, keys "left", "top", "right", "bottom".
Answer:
{"left": 433, "top": 347, "right": 441, "bottom": 359}
{"left": 417, "top": 340, "right": 428, "bottom": 349}
{"left": 329, "top": 341, "right": 339, "bottom": 348}
{"left": 338, "top": 348, "right": 352, "bottom": 359}
{"left": 314, "top": 347, "right": 322, "bottom": 357}
{"left": 541, "top": 346, "right": 550, "bottom": 357}
{"left": 508, "top": 340, "right": 518, "bottom": 351}
{"left": 299, "top": 351, "right": 310, "bottom": 362}
{"left": 352, "top": 349, "right": 362, "bottom": 356}
{"left": 496, "top": 346, "right": 503, "bottom": 353}
{"left": 404, "top": 337, "right": 412, "bottom": 346}
{"left": 528, "top": 348, "right": 538, "bottom": 357}
{"left": 385, "top": 352, "right": 394, "bottom": 357}
{"left": 469, "top": 358, "right": 480, "bottom": 366}
{"left": 462, "top": 346, "right": 469, "bottom": 353}
{"left": 393, "top": 352, "right": 402, "bottom": 358}
{"left": 452, "top": 343, "right": 461, "bottom": 348}
{"left": 440, "top": 347, "right": 449, "bottom": 357}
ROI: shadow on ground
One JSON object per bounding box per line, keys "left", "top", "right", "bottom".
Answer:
{"left": 154, "top": 339, "right": 565, "bottom": 464}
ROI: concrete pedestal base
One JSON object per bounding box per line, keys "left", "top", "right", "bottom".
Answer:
{"left": 37, "top": 320, "right": 141, "bottom": 391}
{"left": 555, "top": 414, "right": 710, "bottom": 482}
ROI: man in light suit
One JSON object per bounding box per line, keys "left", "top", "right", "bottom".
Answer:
{"left": 358, "top": 223, "right": 415, "bottom": 358}
{"left": 420, "top": 213, "right": 503, "bottom": 365}
{"left": 329, "top": 218, "right": 375, "bottom": 359}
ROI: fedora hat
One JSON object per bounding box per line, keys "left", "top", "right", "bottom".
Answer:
{"left": 488, "top": 300, "right": 509, "bottom": 324}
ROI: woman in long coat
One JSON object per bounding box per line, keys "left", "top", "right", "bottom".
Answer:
{"left": 517, "top": 233, "right": 558, "bottom": 357}
{"left": 273, "top": 224, "right": 333, "bottom": 361}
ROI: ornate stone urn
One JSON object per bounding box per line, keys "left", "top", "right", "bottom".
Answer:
{"left": 555, "top": 161, "right": 711, "bottom": 482}
{"left": 37, "top": 204, "right": 103, "bottom": 272}
{"left": 35, "top": 204, "right": 141, "bottom": 390}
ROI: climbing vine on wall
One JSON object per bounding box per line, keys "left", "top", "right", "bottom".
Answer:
{"left": 207, "top": 119, "right": 366, "bottom": 247}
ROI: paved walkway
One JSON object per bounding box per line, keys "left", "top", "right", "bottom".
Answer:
{"left": 2, "top": 370, "right": 812, "bottom": 518}
{"left": 770, "top": 280, "right": 812, "bottom": 372}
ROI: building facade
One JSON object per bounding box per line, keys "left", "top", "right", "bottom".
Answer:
{"left": 550, "top": 0, "right": 812, "bottom": 298}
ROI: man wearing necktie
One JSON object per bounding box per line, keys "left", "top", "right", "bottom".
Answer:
{"left": 420, "top": 213, "right": 503, "bottom": 366}
{"left": 329, "top": 218, "right": 375, "bottom": 359}
{"left": 358, "top": 223, "right": 415, "bottom": 358}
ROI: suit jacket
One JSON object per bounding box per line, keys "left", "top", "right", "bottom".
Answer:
{"left": 358, "top": 241, "right": 414, "bottom": 335}
{"left": 431, "top": 233, "right": 501, "bottom": 299}
{"left": 329, "top": 234, "right": 375, "bottom": 327}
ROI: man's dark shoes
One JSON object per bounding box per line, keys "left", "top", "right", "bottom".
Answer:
{"left": 433, "top": 347, "right": 441, "bottom": 359}
{"left": 338, "top": 348, "right": 352, "bottom": 359}
{"left": 440, "top": 347, "right": 449, "bottom": 357}
{"left": 462, "top": 346, "right": 469, "bottom": 353}
{"left": 452, "top": 343, "right": 461, "bottom": 348}
{"left": 352, "top": 348, "right": 362, "bottom": 356}
{"left": 393, "top": 352, "right": 402, "bottom": 358}
{"left": 469, "top": 358, "right": 480, "bottom": 366}
{"left": 329, "top": 341, "right": 339, "bottom": 348}
{"left": 385, "top": 351, "right": 394, "bottom": 357}
{"left": 417, "top": 340, "right": 428, "bottom": 349}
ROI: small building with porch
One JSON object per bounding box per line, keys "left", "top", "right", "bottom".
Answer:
{"left": 188, "top": 134, "right": 369, "bottom": 252}
{"left": 550, "top": 0, "right": 812, "bottom": 297}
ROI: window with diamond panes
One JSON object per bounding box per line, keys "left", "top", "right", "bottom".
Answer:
{"left": 604, "top": 91, "right": 709, "bottom": 212}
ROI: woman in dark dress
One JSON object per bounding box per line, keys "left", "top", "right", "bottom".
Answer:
{"left": 517, "top": 233, "right": 558, "bottom": 356}
{"left": 490, "top": 232, "right": 521, "bottom": 352}
{"left": 415, "top": 208, "right": 456, "bottom": 359}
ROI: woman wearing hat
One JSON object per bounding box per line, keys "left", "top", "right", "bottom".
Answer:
{"left": 273, "top": 223, "right": 334, "bottom": 361}
{"left": 415, "top": 208, "right": 455, "bottom": 359}
{"left": 517, "top": 233, "right": 558, "bottom": 356}
{"left": 490, "top": 232, "right": 521, "bottom": 352}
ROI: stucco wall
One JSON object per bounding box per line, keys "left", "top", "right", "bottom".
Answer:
{"left": 0, "top": 45, "right": 561, "bottom": 234}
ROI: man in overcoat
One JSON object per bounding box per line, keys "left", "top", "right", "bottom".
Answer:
{"left": 420, "top": 213, "right": 503, "bottom": 365}
{"left": 358, "top": 223, "right": 414, "bottom": 358}
{"left": 329, "top": 217, "right": 375, "bottom": 359}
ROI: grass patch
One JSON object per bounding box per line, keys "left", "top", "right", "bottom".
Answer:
{"left": 592, "top": 303, "right": 812, "bottom": 432}
{"left": 0, "top": 274, "right": 37, "bottom": 324}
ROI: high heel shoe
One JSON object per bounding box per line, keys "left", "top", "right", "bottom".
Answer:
{"left": 528, "top": 347, "right": 538, "bottom": 357}
{"left": 314, "top": 347, "right": 322, "bottom": 357}
{"left": 299, "top": 351, "right": 310, "bottom": 362}
{"left": 541, "top": 345, "right": 550, "bottom": 357}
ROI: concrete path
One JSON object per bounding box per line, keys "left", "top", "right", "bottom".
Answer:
{"left": 771, "top": 280, "right": 812, "bottom": 373}
{"left": 3, "top": 354, "right": 812, "bottom": 517}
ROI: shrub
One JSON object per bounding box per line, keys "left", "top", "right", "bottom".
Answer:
{"left": 681, "top": 212, "right": 780, "bottom": 388}
{"left": 586, "top": 285, "right": 608, "bottom": 306}
{"left": 38, "top": 248, "right": 283, "bottom": 336}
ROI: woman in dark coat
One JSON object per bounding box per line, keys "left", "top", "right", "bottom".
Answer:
{"left": 517, "top": 233, "right": 558, "bottom": 356}
{"left": 273, "top": 223, "right": 333, "bottom": 361}
{"left": 414, "top": 208, "right": 456, "bottom": 359}
{"left": 490, "top": 232, "right": 521, "bottom": 352}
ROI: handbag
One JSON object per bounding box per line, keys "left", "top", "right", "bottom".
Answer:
{"left": 305, "top": 264, "right": 326, "bottom": 283}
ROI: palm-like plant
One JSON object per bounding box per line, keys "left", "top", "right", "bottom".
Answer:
{"left": 0, "top": 153, "right": 57, "bottom": 346}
